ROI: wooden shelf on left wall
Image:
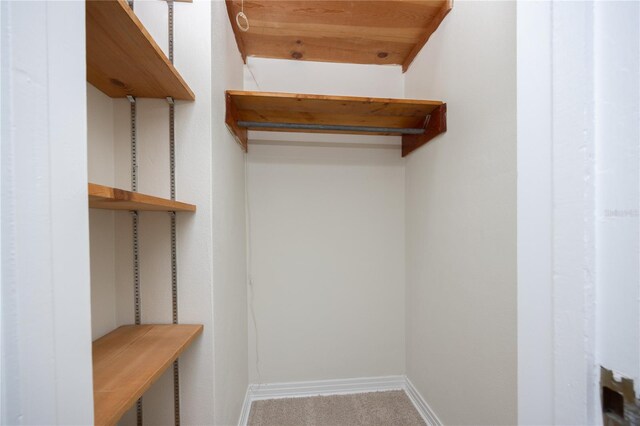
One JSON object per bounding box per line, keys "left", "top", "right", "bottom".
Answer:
{"left": 88, "top": 183, "right": 196, "bottom": 212}
{"left": 86, "top": 0, "right": 195, "bottom": 100}
{"left": 93, "top": 324, "right": 203, "bottom": 426}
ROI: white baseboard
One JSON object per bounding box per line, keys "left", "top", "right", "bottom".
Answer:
{"left": 237, "top": 375, "right": 441, "bottom": 426}
{"left": 237, "top": 386, "right": 252, "bottom": 426}
{"left": 249, "top": 375, "right": 406, "bottom": 400}
{"left": 404, "top": 377, "right": 442, "bottom": 426}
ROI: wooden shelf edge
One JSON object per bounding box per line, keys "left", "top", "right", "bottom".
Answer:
{"left": 401, "top": 103, "right": 447, "bottom": 157}
{"left": 88, "top": 183, "right": 196, "bottom": 212}
{"left": 225, "top": 0, "right": 247, "bottom": 64}
{"left": 93, "top": 324, "right": 203, "bottom": 426}
{"left": 225, "top": 90, "right": 444, "bottom": 106}
{"left": 115, "top": 0, "right": 195, "bottom": 100}
{"left": 86, "top": 0, "right": 195, "bottom": 100}
{"left": 225, "top": 91, "right": 248, "bottom": 151}
{"left": 402, "top": 0, "right": 453, "bottom": 72}
{"left": 225, "top": 91, "right": 446, "bottom": 156}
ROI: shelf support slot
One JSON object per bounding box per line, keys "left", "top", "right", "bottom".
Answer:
{"left": 166, "top": 2, "right": 181, "bottom": 422}
{"left": 126, "top": 94, "right": 144, "bottom": 426}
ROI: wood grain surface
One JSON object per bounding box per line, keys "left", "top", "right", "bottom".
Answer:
{"left": 86, "top": 0, "right": 195, "bottom": 100}
{"left": 88, "top": 183, "right": 196, "bottom": 212}
{"left": 93, "top": 324, "right": 203, "bottom": 425}
{"left": 225, "top": 0, "right": 452, "bottom": 71}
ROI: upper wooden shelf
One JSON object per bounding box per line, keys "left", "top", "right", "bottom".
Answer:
{"left": 89, "top": 183, "right": 196, "bottom": 212}
{"left": 86, "top": 0, "right": 195, "bottom": 100}
{"left": 225, "top": 0, "right": 452, "bottom": 72}
{"left": 93, "top": 324, "right": 203, "bottom": 426}
{"left": 225, "top": 91, "right": 447, "bottom": 157}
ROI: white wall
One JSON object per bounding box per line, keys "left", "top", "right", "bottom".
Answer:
{"left": 247, "top": 144, "right": 405, "bottom": 383}
{"left": 245, "top": 58, "right": 406, "bottom": 384}
{"left": 211, "top": 2, "right": 249, "bottom": 424}
{"left": 88, "top": 84, "right": 117, "bottom": 340}
{"left": 514, "top": 3, "right": 640, "bottom": 424}
{"left": 404, "top": 3, "right": 517, "bottom": 425}
{"left": 516, "top": 3, "right": 554, "bottom": 424}
{"left": 595, "top": 1, "right": 640, "bottom": 395}
{"left": 1, "top": 1, "right": 94, "bottom": 423}
{"left": 549, "top": 5, "right": 598, "bottom": 423}
{"left": 87, "top": 1, "right": 248, "bottom": 424}
{"left": 244, "top": 57, "right": 403, "bottom": 97}
{"left": 244, "top": 57, "right": 404, "bottom": 147}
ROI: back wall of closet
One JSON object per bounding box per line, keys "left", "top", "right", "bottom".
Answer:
{"left": 245, "top": 59, "right": 406, "bottom": 383}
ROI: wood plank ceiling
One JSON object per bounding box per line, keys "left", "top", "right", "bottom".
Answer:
{"left": 225, "top": 0, "right": 452, "bottom": 72}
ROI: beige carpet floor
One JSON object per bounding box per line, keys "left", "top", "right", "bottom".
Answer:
{"left": 247, "top": 390, "right": 426, "bottom": 426}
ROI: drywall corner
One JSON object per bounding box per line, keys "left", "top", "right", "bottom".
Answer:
{"left": 211, "top": 1, "right": 249, "bottom": 424}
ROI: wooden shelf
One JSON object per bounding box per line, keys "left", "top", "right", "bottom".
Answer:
{"left": 225, "top": 91, "right": 447, "bottom": 157}
{"left": 89, "top": 183, "right": 196, "bottom": 212}
{"left": 93, "top": 324, "right": 203, "bottom": 426}
{"left": 86, "top": 0, "right": 195, "bottom": 100}
{"left": 225, "top": 0, "right": 452, "bottom": 72}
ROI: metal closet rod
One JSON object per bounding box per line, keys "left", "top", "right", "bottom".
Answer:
{"left": 237, "top": 121, "right": 425, "bottom": 135}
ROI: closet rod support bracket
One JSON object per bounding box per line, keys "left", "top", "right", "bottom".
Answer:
{"left": 401, "top": 103, "right": 447, "bottom": 157}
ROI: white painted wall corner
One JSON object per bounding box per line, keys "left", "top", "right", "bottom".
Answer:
{"left": 404, "top": 377, "right": 443, "bottom": 426}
